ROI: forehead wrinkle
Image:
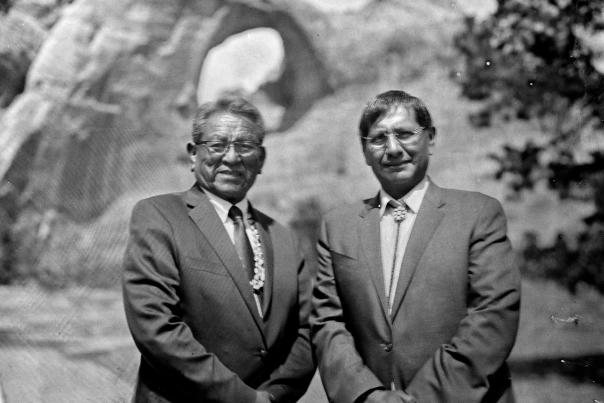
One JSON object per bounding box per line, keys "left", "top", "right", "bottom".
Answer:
{"left": 205, "top": 113, "right": 263, "bottom": 141}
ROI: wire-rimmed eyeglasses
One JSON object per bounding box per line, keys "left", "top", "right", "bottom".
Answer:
{"left": 197, "top": 140, "right": 262, "bottom": 157}
{"left": 361, "top": 127, "right": 426, "bottom": 148}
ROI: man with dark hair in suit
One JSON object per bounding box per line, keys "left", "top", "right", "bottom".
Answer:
{"left": 123, "top": 96, "right": 315, "bottom": 402}
{"left": 311, "top": 90, "right": 521, "bottom": 403}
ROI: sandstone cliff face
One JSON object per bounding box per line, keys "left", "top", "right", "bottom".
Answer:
{"left": 0, "top": 0, "right": 463, "bottom": 284}
{"left": 0, "top": 9, "right": 46, "bottom": 108}
{"left": 1, "top": 0, "right": 336, "bottom": 218}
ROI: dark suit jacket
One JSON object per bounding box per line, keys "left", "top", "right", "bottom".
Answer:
{"left": 123, "top": 186, "right": 315, "bottom": 403}
{"left": 311, "top": 182, "right": 521, "bottom": 403}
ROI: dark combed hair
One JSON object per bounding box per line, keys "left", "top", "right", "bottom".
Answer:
{"left": 191, "top": 95, "right": 266, "bottom": 144}
{"left": 358, "top": 90, "right": 433, "bottom": 141}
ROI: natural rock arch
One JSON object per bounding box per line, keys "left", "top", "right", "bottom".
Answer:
{"left": 0, "top": 0, "right": 464, "bottom": 284}
{"left": 0, "top": 0, "right": 332, "bottom": 223}
{"left": 185, "top": 2, "right": 331, "bottom": 131}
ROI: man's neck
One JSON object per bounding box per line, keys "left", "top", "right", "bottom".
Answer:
{"left": 197, "top": 185, "right": 245, "bottom": 205}
{"left": 382, "top": 177, "right": 427, "bottom": 201}
{"left": 201, "top": 187, "right": 249, "bottom": 220}
{"left": 379, "top": 177, "right": 429, "bottom": 216}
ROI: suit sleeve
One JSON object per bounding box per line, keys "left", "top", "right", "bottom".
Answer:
{"left": 405, "top": 197, "right": 521, "bottom": 402}
{"left": 122, "top": 199, "right": 257, "bottom": 403}
{"left": 310, "top": 219, "right": 386, "bottom": 403}
{"left": 258, "top": 231, "right": 316, "bottom": 402}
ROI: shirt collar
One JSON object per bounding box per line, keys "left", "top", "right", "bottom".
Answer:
{"left": 204, "top": 190, "right": 250, "bottom": 224}
{"left": 379, "top": 176, "right": 429, "bottom": 217}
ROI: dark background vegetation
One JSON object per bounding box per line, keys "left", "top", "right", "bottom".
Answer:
{"left": 455, "top": 0, "right": 604, "bottom": 296}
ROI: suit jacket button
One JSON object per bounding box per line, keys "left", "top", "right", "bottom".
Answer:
{"left": 259, "top": 348, "right": 268, "bottom": 358}
{"left": 383, "top": 343, "right": 393, "bottom": 352}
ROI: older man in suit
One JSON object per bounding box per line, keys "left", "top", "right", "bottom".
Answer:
{"left": 123, "top": 96, "right": 315, "bottom": 403}
{"left": 311, "top": 90, "right": 521, "bottom": 403}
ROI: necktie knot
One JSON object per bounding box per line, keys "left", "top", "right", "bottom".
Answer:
{"left": 228, "top": 205, "right": 244, "bottom": 223}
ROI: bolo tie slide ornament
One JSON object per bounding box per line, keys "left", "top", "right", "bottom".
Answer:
{"left": 392, "top": 205, "right": 407, "bottom": 222}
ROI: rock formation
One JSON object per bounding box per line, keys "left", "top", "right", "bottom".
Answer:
{"left": 0, "top": 0, "right": 465, "bottom": 284}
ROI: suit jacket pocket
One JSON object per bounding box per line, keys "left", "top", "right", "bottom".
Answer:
{"left": 181, "top": 255, "right": 228, "bottom": 276}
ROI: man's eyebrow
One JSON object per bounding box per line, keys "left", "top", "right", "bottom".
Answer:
{"left": 370, "top": 126, "right": 416, "bottom": 132}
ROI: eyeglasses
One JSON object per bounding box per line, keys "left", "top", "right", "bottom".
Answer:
{"left": 197, "top": 140, "right": 262, "bottom": 157}
{"left": 362, "top": 127, "right": 425, "bottom": 148}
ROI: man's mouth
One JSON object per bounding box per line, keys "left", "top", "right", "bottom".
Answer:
{"left": 216, "top": 170, "right": 244, "bottom": 180}
{"left": 383, "top": 161, "right": 411, "bottom": 170}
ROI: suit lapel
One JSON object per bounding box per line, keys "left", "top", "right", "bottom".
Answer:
{"left": 390, "top": 183, "right": 445, "bottom": 319}
{"left": 249, "top": 207, "right": 274, "bottom": 319}
{"left": 184, "top": 186, "right": 265, "bottom": 333}
{"left": 358, "top": 195, "right": 390, "bottom": 320}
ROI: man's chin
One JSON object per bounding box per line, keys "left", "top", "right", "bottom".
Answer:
{"left": 376, "top": 172, "right": 422, "bottom": 192}
{"left": 381, "top": 171, "right": 415, "bottom": 184}
{"left": 212, "top": 184, "right": 248, "bottom": 203}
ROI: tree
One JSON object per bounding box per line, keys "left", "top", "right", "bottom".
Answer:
{"left": 0, "top": 0, "right": 11, "bottom": 14}
{"left": 454, "top": 0, "right": 604, "bottom": 293}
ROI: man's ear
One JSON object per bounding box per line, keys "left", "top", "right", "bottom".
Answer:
{"left": 186, "top": 142, "right": 196, "bottom": 163}
{"left": 257, "top": 146, "right": 267, "bottom": 172}
{"left": 362, "top": 144, "right": 372, "bottom": 166}
{"left": 427, "top": 127, "right": 437, "bottom": 146}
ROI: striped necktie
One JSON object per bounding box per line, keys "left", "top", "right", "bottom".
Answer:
{"left": 228, "top": 205, "right": 255, "bottom": 283}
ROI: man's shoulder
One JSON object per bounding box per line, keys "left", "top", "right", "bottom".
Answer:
{"left": 251, "top": 207, "right": 280, "bottom": 229}
{"left": 433, "top": 184, "right": 503, "bottom": 212}
{"left": 439, "top": 186, "right": 495, "bottom": 202}
{"left": 322, "top": 199, "right": 370, "bottom": 223}
{"left": 130, "top": 191, "right": 189, "bottom": 221}
{"left": 251, "top": 207, "right": 301, "bottom": 249}
{"left": 135, "top": 191, "right": 186, "bottom": 209}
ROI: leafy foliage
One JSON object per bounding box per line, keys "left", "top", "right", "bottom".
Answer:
{"left": 456, "top": 0, "right": 604, "bottom": 128}
{"left": 454, "top": 0, "right": 604, "bottom": 294}
{"left": 0, "top": 0, "right": 11, "bottom": 14}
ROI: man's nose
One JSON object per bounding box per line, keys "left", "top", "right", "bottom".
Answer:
{"left": 384, "top": 134, "right": 404, "bottom": 156}
{"left": 222, "top": 143, "right": 240, "bottom": 163}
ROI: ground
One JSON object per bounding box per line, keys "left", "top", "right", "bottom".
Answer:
{"left": 0, "top": 278, "right": 602, "bottom": 402}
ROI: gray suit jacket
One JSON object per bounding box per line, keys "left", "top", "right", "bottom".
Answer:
{"left": 123, "top": 185, "right": 315, "bottom": 402}
{"left": 311, "top": 182, "right": 520, "bottom": 403}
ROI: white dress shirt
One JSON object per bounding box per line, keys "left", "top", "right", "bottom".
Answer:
{"left": 205, "top": 191, "right": 254, "bottom": 243}
{"left": 379, "top": 177, "right": 429, "bottom": 315}
{"left": 205, "top": 190, "right": 264, "bottom": 317}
